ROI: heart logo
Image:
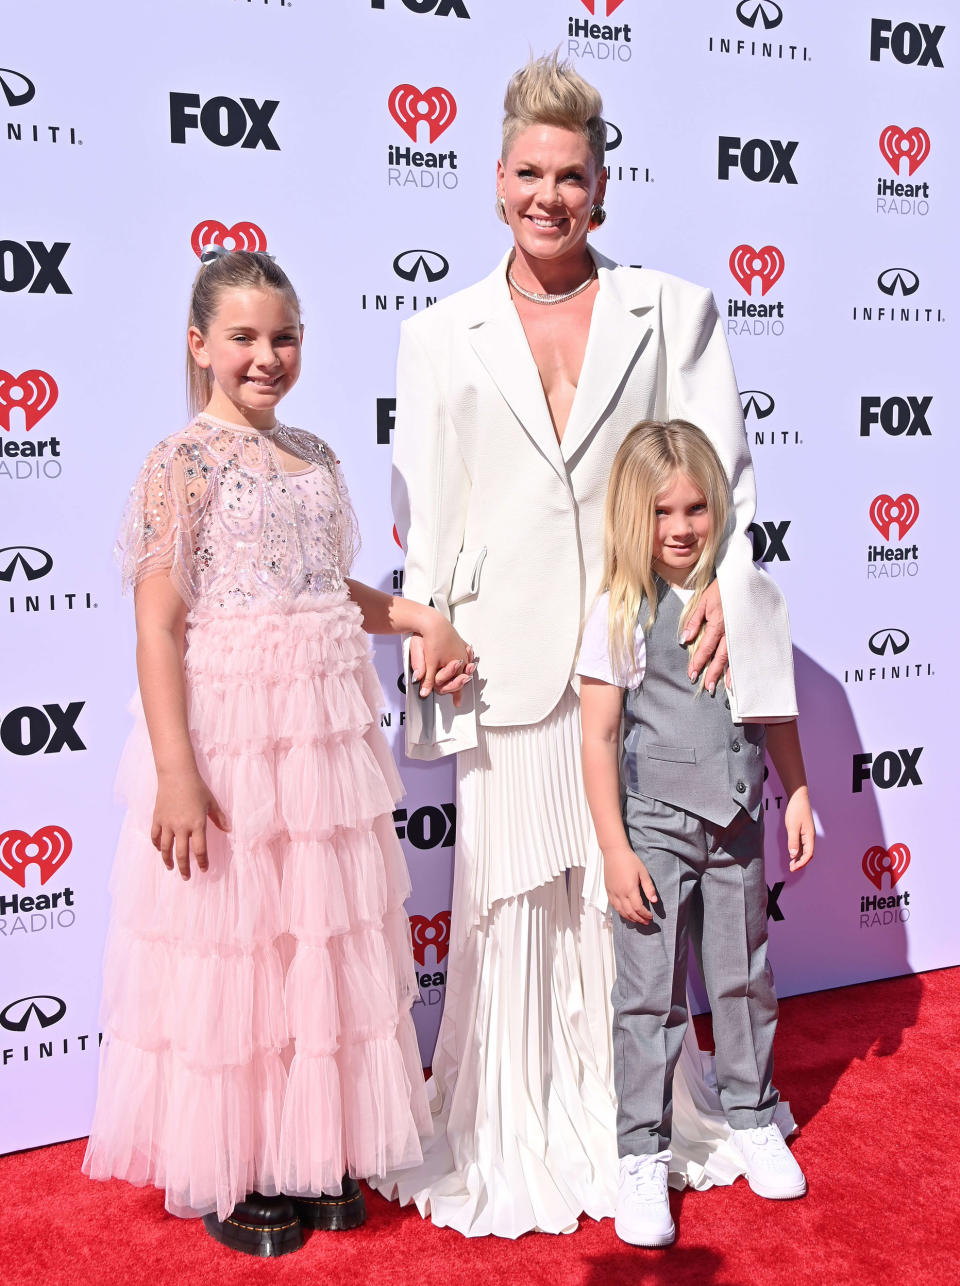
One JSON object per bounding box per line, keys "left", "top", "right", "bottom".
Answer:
{"left": 0, "top": 826, "right": 72, "bottom": 888}
{"left": 862, "top": 843, "right": 911, "bottom": 891}
{"left": 388, "top": 84, "right": 457, "bottom": 144}
{"left": 409, "top": 911, "right": 451, "bottom": 966}
{"left": 0, "top": 369, "right": 59, "bottom": 431}
{"left": 729, "top": 244, "right": 784, "bottom": 296}
{"left": 579, "top": 0, "right": 628, "bottom": 13}
{"left": 869, "top": 493, "right": 919, "bottom": 541}
{"left": 879, "top": 126, "right": 931, "bottom": 176}
{"left": 190, "top": 220, "right": 268, "bottom": 259}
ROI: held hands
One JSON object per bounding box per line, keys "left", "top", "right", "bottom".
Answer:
{"left": 604, "top": 845, "right": 659, "bottom": 925}
{"left": 151, "top": 770, "right": 230, "bottom": 880}
{"left": 410, "top": 613, "right": 477, "bottom": 708}
{"left": 784, "top": 785, "right": 815, "bottom": 872}
{"left": 683, "top": 579, "right": 728, "bottom": 696}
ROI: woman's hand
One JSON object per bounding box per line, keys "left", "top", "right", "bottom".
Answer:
{"left": 604, "top": 846, "right": 659, "bottom": 925}
{"left": 683, "top": 579, "right": 727, "bottom": 694}
{"left": 151, "top": 771, "right": 229, "bottom": 880}
{"left": 410, "top": 614, "right": 476, "bottom": 707}
{"left": 783, "top": 786, "right": 815, "bottom": 872}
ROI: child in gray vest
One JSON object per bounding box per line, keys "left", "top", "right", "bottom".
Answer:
{"left": 578, "top": 419, "right": 815, "bottom": 1248}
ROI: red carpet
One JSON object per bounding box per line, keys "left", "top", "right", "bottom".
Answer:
{"left": 3, "top": 968, "right": 957, "bottom": 1286}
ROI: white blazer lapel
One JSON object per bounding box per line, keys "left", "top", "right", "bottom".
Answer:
{"left": 467, "top": 255, "right": 567, "bottom": 481}
{"left": 559, "top": 256, "right": 655, "bottom": 463}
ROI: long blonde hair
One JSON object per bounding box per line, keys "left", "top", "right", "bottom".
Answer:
{"left": 502, "top": 52, "right": 606, "bottom": 169}
{"left": 186, "top": 250, "right": 300, "bottom": 417}
{"left": 602, "top": 420, "right": 731, "bottom": 678}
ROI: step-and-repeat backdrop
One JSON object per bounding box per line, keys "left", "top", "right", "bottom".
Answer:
{"left": 2, "top": 0, "right": 955, "bottom": 1152}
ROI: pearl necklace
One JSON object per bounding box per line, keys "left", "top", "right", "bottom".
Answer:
{"left": 507, "top": 261, "right": 597, "bottom": 305}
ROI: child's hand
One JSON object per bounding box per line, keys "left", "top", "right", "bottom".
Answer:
{"left": 151, "top": 771, "right": 229, "bottom": 881}
{"left": 784, "top": 786, "right": 815, "bottom": 872}
{"left": 604, "top": 846, "right": 659, "bottom": 925}
{"left": 411, "top": 614, "right": 477, "bottom": 707}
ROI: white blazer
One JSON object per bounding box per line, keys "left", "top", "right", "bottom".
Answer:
{"left": 392, "top": 248, "right": 797, "bottom": 760}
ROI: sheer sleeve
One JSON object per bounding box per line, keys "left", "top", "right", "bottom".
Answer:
{"left": 115, "top": 434, "right": 216, "bottom": 606}
{"left": 274, "top": 426, "right": 361, "bottom": 578}
{"left": 330, "top": 450, "right": 361, "bottom": 577}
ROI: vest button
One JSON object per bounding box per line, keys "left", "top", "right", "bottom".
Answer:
{"left": 735, "top": 780, "right": 746, "bottom": 794}
{"left": 731, "top": 739, "right": 741, "bottom": 753}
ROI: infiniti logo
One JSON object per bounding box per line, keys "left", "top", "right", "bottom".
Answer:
{"left": 740, "top": 390, "right": 775, "bottom": 420}
{"left": 0, "top": 546, "right": 53, "bottom": 582}
{"left": 868, "top": 628, "right": 909, "bottom": 657}
{"left": 0, "top": 68, "right": 36, "bottom": 109}
{"left": 603, "top": 120, "right": 623, "bottom": 151}
{"left": 736, "top": 1, "right": 783, "bottom": 29}
{"left": 877, "top": 268, "right": 919, "bottom": 297}
{"left": 392, "top": 249, "right": 449, "bottom": 283}
{"left": 0, "top": 994, "right": 66, "bottom": 1032}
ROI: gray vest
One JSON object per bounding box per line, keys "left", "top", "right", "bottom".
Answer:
{"left": 622, "top": 582, "right": 765, "bottom": 828}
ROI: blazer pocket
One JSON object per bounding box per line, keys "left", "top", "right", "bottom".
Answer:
{"left": 645, "top": 744, "right": 697, "bottom": 764}
{"left": 448, "top": 546, "right": 487, "bottom": 607}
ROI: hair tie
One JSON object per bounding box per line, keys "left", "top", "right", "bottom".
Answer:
{"left": 199, "top": 242, "right": 277, "bottom": 266}
{"left": 199, "top": 243, "right": 230, "bottom": 265}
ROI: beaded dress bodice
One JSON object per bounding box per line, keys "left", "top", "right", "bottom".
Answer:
{"left": 118, "top": 417, "right": 359, "bottom": 612}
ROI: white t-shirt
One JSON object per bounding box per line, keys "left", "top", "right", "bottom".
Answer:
{"left": 576, "top": 587, "right": 694, "bottom": 689}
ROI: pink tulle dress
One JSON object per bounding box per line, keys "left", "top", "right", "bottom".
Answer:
{"left": 83, "top": 415, "right": 430, "bottom": 1220}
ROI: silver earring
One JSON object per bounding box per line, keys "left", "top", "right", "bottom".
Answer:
{"left": 496, "top": 195, "right": 507, "bottom": 223}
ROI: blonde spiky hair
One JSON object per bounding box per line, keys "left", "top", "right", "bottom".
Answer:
{"left": 502, "top": 52, "right": 606, "bottom": 170}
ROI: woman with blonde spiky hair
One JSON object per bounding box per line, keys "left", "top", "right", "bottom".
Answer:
{"left": 375, "top": 54, "right": 797, "bottom": 1238}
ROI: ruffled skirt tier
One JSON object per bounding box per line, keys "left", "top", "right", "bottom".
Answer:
{"left": 83, "top": 595, "right": 430, "bottom": 1220}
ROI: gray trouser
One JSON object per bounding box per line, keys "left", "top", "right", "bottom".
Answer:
{"left": 612, "top": 793, "right": 780, "bottom": 1156}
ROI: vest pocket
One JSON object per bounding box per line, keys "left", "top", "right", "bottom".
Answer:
{"left": 644, "top": 744, "right": 697, "bottom": 763}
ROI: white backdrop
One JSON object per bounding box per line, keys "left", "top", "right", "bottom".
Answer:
{"left": 1, "top": 0, "right": 955, "bottom": 1154}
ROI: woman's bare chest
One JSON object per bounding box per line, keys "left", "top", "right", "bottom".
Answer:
{"left": 514, "top": 293, "right": 596, "bottom": 442}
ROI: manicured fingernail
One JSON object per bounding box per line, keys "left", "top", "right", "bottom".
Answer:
{"left": 680, "top": 630, "right": 690, "bottom": 643}
{"left": 707, "top": 682, "right": 716, "bottom": 695}
{"left": 689, "top": 670, "right": 698, "bottom": 683}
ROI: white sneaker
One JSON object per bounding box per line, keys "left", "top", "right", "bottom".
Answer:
{"left": 615, "top": 1150, "right": 675, "bottom": 1247}
{"left": 730, "top": 1124, "right": 807, "bottom": 1199}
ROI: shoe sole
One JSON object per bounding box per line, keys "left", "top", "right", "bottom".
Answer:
{"left": 614, "top": 1220, "right": 676, "bottom": 1248}
{"left": 747, "top": 1177, "right": 808, "bottom": 1200}
{"left": 295, "top": 1190, "right": 367, "bottom": 1231}
{"left": 202, "top": 1212, "right": 303, "bottom": 1257}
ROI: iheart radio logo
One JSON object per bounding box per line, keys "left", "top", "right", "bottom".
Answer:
{"left": 409, "top": 911, "right": 451, "bottom": 966}
{"left": 870, "top": 493, "right": 919, "bottom": 541}
{"left": 579, "top": 0, "right": 627, "bottom": 12}
{"left": 388, "top": 84, "right": 457, "bottom": 144}
{"left": 0, "top": 369, "right": 59, "bottom": 431}
{"left": 879, "top": 126, "right": 930, "bottom": 176}
{"left": 729, "top": 244, "right": 784, "bottom": 296}
{"left": 862, "top": 843, "right": 910, "bottom": 890}
{"left": 190, "top": 220, "right": 267, "bottom": 258}
{"left": 0, "top": 826, "right": 72, "bottom": 888}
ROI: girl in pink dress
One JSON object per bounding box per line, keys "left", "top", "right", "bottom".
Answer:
{"left": 82, "top": 249, "right": 473, "bottom": 1257}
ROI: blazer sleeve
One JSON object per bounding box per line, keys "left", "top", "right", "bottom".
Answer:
{"left": 663, "top": 284, "right": 798, "bottom": 721}
{"left": 392, "top": 318, "right": 479, "bottom": 759}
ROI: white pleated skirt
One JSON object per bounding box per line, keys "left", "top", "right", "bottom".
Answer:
{"left": 372, "top": 690, "right": 795, "bottom": 1238}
